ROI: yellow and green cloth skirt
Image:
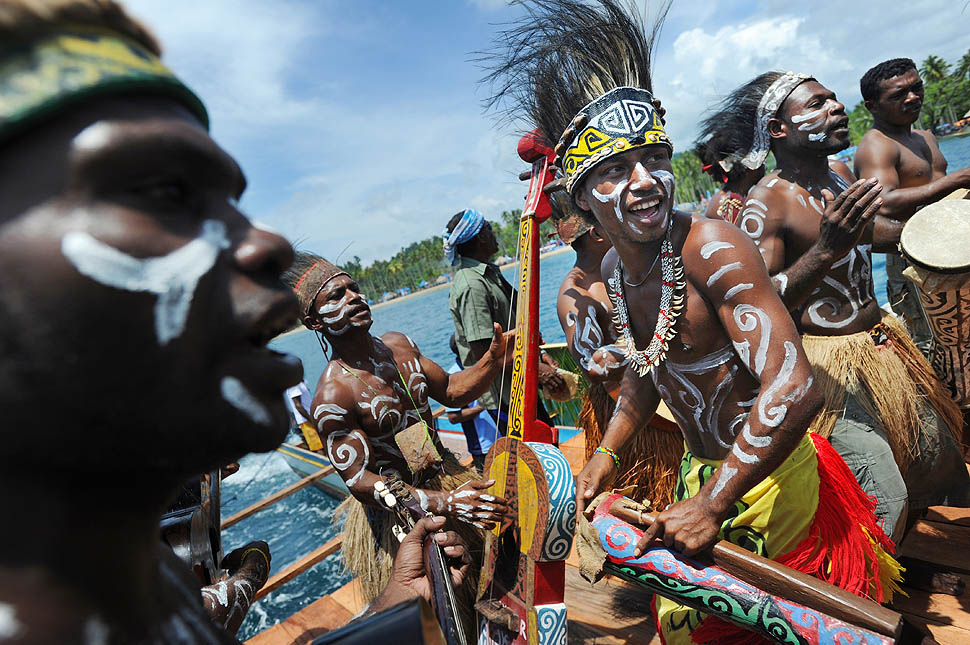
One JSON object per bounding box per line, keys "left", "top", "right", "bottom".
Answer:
{"left": 654, "top": 433, "right": 903, "bottom": 645}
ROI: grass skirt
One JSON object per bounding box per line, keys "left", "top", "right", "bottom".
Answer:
{"left": 578, "top": 380, "right": 684, "bottom": 509}
{"left": 336, "top": 450, "right": 483, "bottom": 642}
{"left": 800, "top": 311, "right": 963, "bottom": 474}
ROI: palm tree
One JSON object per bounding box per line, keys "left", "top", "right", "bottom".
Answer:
{"left": 955, "top": 50, "right": 970, "bottom": 82}
{"left": 921, "top": 55, "right": 951, "bottom": 83}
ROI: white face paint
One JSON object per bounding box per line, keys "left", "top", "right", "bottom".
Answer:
{"left": 0, "top": 603, "right": 24, "bottom": 639}
{"left": 808, "top": 132, "right": 827, "bottom": 142}
{"left": 791, "top": 106, "right": 826, "bottom": 124}
{"left": 592, "top": 179, "right": 628, "bottom": 223}
{"left": 707, "top": 262, "right": 742, "bottom": 288}
{"left": 221, "top": 376, "right": 272, "bottom": 426}
{"left": 700, "top": 241, "right": 734, "bottom": 259}
{"left": 73, "top": 122, "right": 115, "bottom": 151}
{"left": 61, "top": 219, "right": 230, "bottom": 345}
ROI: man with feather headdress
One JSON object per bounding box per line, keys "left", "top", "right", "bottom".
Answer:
{"left": 482, "top": 1, "right": 902, "bottom": 641}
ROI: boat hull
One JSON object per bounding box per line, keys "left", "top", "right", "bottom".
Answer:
{"left": 276, "top": 443, "right": 349, "bottom": 499}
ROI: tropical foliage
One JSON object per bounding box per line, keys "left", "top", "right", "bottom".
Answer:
{"left": 340, "top": 209, "right": 557, "bottom": 299}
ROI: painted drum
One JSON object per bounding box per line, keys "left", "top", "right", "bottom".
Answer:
{"left": 900, "top": 197, "right": 970, "bottom": 407}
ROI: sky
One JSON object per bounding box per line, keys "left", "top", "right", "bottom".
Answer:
{"left": 126, "top": 0, "right": 970, "bottom": 265}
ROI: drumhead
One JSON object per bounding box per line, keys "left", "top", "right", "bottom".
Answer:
{"left": 900, "top": 199, "right": 970, "bottom": 274}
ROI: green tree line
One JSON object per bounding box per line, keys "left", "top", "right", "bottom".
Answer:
{"left": 340, "top": 209, "right": 558, "bottom": 300}
{"left": 850, "top": 49, "right": 970, "bottom": 145}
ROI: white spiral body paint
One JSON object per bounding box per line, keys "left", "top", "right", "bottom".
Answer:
{"left": 739, "top": 200, "right": 768, "bottom": 241}
{"left": 566, "top": 305, "right": 627, "bottom": 376}
{"left": 757, "top": 340, "right": 798, "bottom": 427}
{"left": 700, "top": 241, "right": 734, "bottom": 259}
{"left": 592, "top": 179, "right": 628, "bottom": 223}
{"left": 652, "top": 344, "right": 737, "bottom": 446}
{"left": 221, "top": 377, "right": 272, "bottom": 425}
{"left": 61, "top": 219, "right": 230, "bottom": 345}
{"left": 314, "top": 403, "right": 349, "bottom": 431}
{"left": 724, "top": 283, "right": 754, "bottom": 300}
{"left": 791, "top": 107, "right": 826, "bottom": 124}
{"left": 732, "top": 305, "right": 772, "bottom": 376}
{"left": 707, "top": 262, "right": 742, "bottom": 287}
{"left": 711, "top": 464, "right": 738, "bottom": 499}
{"left": 327, "top": 430, "right": 370, "bottom": 486}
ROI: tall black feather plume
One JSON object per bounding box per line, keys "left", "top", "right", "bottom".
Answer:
{"left": 694, "top": 71, "right": 785, "bottom": 170}
{"left": 479, "top": 0, "right": 670, "bottom": 146}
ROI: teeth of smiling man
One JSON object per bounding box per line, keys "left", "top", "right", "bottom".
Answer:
{"left": 629, "top": 198, "right": 660, "bottom": 212}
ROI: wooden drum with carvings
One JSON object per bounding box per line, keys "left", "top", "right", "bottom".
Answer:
{"left": 900, "top": 198, "right": 970, "bottom": 407}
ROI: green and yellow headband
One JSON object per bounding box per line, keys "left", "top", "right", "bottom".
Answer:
{"left": 0, "top": 26, "right": 208, "bottom": 144}
{"left": 557, "top": 86, "right": 671, "bottom": 195}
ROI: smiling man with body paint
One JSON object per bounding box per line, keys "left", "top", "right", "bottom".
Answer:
{"left": 483, "top": 1, "right": 902, "bottom": 641}
{"left": 708, "top": 72, "right": 970, "bottom": 563}
{"left": 0, "top": 1, "right": 470, "bottom": 642}
{"left": 284, "top": 251, "right": 512, "bottom": 643}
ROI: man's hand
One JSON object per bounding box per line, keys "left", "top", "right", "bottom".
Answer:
{"left": 537, "top": 361, "right": 568, "bottom": 395}
{"left": 576, "top": 451, "right": 618, "bottom": 522}
{"left": 633, "top": 497, "right": 722, "bottom": 558}
{"left": 815, "top": 178, "right": 883, "bottom": 262}
{"left": 433, "top": 480, "right": 509, "bottom": 529}
{"left": 376, "top": 516, "right": 471, "bottom": 609}
{"left": 486, "top": 322, "right": 516, "bottom": 369}
{"left": 221, "top": 540, "right": 271, "bottom": 582}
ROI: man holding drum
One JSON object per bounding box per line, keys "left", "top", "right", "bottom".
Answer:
{"left": 855, "top": 58, "right": 970, "bottom": 353}
{"left": 706, "top": 72, "right": 970, "bottom": 570}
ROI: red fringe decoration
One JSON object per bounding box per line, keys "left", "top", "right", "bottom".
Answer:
{"left": 684, "top": 434, "right": 896, "bottom": 645}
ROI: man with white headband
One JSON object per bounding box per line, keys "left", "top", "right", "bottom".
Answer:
{"left": 708, "top": 71, "right": 969, "bottom": 590}
{"left": 445, "top": 208, "right": 565, "bottom": 431}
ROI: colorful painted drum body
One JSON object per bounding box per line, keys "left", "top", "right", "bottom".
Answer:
{"left": 900, "top": 199, "right": 970, "bottom": 407}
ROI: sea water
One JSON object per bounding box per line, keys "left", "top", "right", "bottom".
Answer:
{"left": 228, "top": 135, "right": 970, "bottom": 640}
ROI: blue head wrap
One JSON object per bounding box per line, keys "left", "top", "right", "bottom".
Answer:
{"left": 443, "top": 209, "right": 485, "bottom": 266}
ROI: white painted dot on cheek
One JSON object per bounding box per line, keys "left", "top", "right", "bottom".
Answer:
{"left": 221, "top": 376, "right": 272, "bottom": 426}
{"left": 72, "top": 122, "right": 115, "bottom": 151}
{"left": 0, "top": 603, "right": 24, "bottom": 639}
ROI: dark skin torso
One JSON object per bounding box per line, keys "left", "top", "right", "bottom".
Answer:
{"left": 313, "top": 332, "right": 442, "bottom": 482}
{"left": 748, "top": 164, "right": 881, "bottom": 335}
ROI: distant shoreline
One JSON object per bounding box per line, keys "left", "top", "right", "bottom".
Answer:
{"left": 278, "top": 245, "right": 574, "bottom": 339}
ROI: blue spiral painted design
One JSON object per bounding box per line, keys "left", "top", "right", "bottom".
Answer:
{"left": 536, "top": 603, "right": 568, "bottom": 645}
{"left": 528, "top": 442, "right": 577, "bottom": 561}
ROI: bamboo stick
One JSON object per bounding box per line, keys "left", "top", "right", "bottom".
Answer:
{"left": 255, "top": 535, "right": 344, "bottom": 601}
{"left": 221, "top": 466, "right": 335, "bottom": 530}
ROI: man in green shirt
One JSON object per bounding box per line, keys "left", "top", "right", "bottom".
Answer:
{"left": 445, "top": 209, "right": 565, "bottom": 432}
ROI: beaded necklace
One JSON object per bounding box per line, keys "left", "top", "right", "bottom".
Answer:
{"left": 606, "top": 220, "right": 686, "bottom": 376}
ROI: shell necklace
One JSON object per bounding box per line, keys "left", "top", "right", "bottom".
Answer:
{"left": 606, "top": 221, "right": 686, "bottom": 376}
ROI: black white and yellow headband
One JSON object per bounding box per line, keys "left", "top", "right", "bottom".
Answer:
{"left": 556, "top": 86, "right": 671, "bottom": 195}
{"left": 0, "top": 25, "right": 208, "bottom": 144}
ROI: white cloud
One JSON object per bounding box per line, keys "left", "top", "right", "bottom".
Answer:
{"left": 652, "top": 0, "right": 970, "bottom": 150}
{"left": 120, "top": 0, "right": 970, "bottom": 265}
